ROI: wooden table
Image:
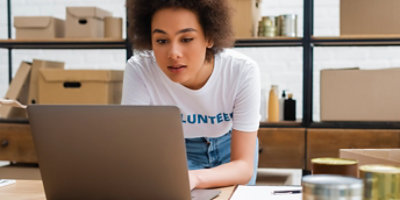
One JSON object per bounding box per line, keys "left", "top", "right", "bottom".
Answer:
{"left": 0, "top": 180, "right": 45, "bottom": 200}
{"left": 0, "top": 180, "right": 236, "bottom": 200}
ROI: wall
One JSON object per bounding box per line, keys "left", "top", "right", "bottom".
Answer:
{"left": 1, "top": 0, "right": 400, "bottom": 121}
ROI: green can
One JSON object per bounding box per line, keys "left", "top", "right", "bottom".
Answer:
{"left": 260, "top": 16, "right": 278, "bottom": 37}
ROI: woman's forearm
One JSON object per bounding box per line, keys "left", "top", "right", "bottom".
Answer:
{"left": 189, "top": 130, "right": 258, "bottom": 189}
{"left": 191, "top": 159, "right": 254, "bottom": 188}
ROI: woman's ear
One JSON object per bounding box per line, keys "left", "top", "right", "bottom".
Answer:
{"left": 207, "top": 40, "right": 214, "bottom": 48}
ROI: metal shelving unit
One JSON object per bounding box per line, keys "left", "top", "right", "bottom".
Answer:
{"left": 1, "top": 0, "right": 400, "bottom": 129}
{"left": 235, "top": 37, "right": 303, "bottom": 47}
{"left": 312, "top": 35, "right": 400, "bottom": 46}
{"left": 0, "top": 39, "right": 128, "bottom": 49}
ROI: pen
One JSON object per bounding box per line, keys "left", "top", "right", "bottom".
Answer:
{"left": 272, "top": 190, "right": 302, "bottom": 194}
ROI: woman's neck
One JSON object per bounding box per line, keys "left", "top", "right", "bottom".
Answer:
{"left": 182, "top": 56, "right": 215, "bottom": 90}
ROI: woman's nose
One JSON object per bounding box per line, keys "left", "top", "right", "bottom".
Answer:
{"left": 168, "top": 43, "right": 182, "bottom": 60}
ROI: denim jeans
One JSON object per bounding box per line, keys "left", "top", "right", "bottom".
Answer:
{"left": 185, "top": 131, "right": 258, "bottom": 185}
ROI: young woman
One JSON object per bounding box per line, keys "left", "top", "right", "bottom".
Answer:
{"left": 123, "top": 0, "right": 261, "bottom": 189}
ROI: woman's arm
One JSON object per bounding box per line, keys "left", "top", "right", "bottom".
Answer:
{"left": 188, "top": 57, "right": 261, "bottom": 189}
{"left": 189, "top": 129, "right": 257, "bottom": 189}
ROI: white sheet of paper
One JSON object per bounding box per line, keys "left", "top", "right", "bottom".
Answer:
{"left": 0, "top": 179, "right": 16, "bottom": 187}
{"left": 0, "top": 98, "right": 27, "bottom": 109}
{"left": 230, "top": 185, "right": 302, "bottom": 200}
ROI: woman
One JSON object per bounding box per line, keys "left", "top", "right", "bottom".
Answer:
{"left": 122, "top": 0, "right": 260, "bottom": 189}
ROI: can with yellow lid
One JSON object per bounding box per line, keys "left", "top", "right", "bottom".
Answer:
{"left": 311, "top": 157, "right": 358, "bottom": 177}
{"left": 359, "top": 164, "right": 400, "bottom": 200}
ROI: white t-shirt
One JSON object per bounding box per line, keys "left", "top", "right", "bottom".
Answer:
{"left": 121, "top": 49, "right": 260, "bottom": 138}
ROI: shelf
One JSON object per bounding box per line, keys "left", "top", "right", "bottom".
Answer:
{"left": 259, "top": 121, "right": 400, "bottom": 129}
{"left": 3, "top": 36, "right": 400, "bottom": 49}
{"left": 235, "top": 37, "right": 303, "bottom": 47}
{"left": 0, "top": 37, "right": 305, "bottom": 49}
{"left": 1, "top": 118, "right": 399, "bottom": 129}
{"left": 259, "top": 121, "right": 303, "bottom": 128}
{"left": 312, "top": 35, "right": 400, "bottom": 46}
{"left": 310, "top": 121, "right": 400, "bottom": 129}
{"left": 0, "top": 38, "right": 128, "bottom": 49}
{"left": 0, "top": 118, "right": 28, "bottom": 124}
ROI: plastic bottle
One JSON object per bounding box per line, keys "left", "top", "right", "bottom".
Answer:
{"left": 268, "top": 85, "right": 279, "bottom": 122}
{"left": 279, "top": 90, "right": 286, "bottom": 121}
{"left": 284, "top": 93, "right": 296, "bottom": 121}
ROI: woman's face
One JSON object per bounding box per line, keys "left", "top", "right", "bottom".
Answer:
{"left": 151, "top": 8, "right": 213, "bottom": 89}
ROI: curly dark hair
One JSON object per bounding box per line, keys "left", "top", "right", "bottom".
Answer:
{"left": 127, "top": 0, "right": 234, "bottom": 62}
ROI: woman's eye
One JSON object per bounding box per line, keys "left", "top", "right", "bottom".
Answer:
{"left": 182, "top": 38, "right": 194, "bottom": 43}
{"left": 156, "top": 39, "right": 168, "bottom": 44}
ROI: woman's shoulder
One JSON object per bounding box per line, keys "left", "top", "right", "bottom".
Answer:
{"left": 216, "top": 49, "right": 259, "bottom": 73}
{"left": 126, "top": 51, "right": 157, "bottom": 72}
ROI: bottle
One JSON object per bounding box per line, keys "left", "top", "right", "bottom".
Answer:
{"left": 279, "top": 90, "right": 286, "bottom": 121}
{"left": 284, "top": 93, "right": 296, "bottom": 121}
{"left": 268, "top": 85, "right": 279, "bottom": 122}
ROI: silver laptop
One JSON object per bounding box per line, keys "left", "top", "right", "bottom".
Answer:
{"left": 27, "top": 105, "right": 220, "bottom": 200}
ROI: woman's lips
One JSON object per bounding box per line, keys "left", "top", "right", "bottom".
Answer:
{"left": 167, "top": 65, "right": 187, "bottom": 73}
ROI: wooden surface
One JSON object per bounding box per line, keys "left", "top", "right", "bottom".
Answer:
{"left": 0, "top": 123, "right": 37, "bottom": 163}
{"left": 307, "top": 129, "right": 400, "bottom": 170}
{"left": 0, "top": 164, "right": 41, "bottom": 180}
{"left": 0, "top": 180, "right": 45, "bottom": 200}
{"left": 0, "top": 180, "right": 235, "bottom": 200}
{"left": 214, "top": 186, "right": 236, "bottom": 200}
{"left": 258, "top": 128, "right": 305, "bottom": 169}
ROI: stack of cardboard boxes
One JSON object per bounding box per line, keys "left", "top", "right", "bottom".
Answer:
{"left": 14, "top": 7, "right": 122, "bottom": 39}
{"left": 2, "top": 6, "right": 126, "bottom": 119}
{"left": 0, "top": 59, "right": 123, "bottom": 119}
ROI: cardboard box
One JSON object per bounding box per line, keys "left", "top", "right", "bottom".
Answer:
{"left": 66, "top": 7, "right": 112, "bottom": 38}
{"left": 38, "top": 69, "right": 123, "bottom": 104}
{"left": 0, "top": 62, "right": 31, "bottom": 119}
{"left": 28, "top": 59, "right": 65, "bottom": 104}
{"left": 340, "top": 0, "right": 400, "bottom": 35}
{"left": 104, "top": 17, "right": 122, "bottom": 39}
{"left": 231, "top": 0, "right": 262, "bottom": 38}
{"left": 340, "top": 149, "right": 400, "bottom": 167}
{"left": 320, "top": 68, "right": 400, "bottom": 121}
{"left": 14, "top": 16, "right": 65, "bottom": 39}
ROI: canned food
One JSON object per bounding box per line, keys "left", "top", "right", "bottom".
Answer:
{"left": 311, "top": 157, "right": 358, "bottom": 177}
{"left": 279, "top": 14, "right": 297, "bottom": 37}
{"left": 359, "top": 165, "right": 400, "bottom": 200}
{"left": 302, "top": 174, "right": 363, "bottom": 200}
{"left": 260, "top": 16, "right": 278, "bottom": 37}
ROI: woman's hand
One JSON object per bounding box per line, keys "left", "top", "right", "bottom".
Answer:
{"left": 186, "top": 130, "right": 257, "bottom": 189}
{"left": 188, "top": 170, "right": 199, "bottom": 190}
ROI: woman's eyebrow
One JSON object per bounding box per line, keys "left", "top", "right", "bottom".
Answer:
{"left": 152, "top": 29, "right": 167, "bottom": 34}
{"left": 176, "top": 28, "right": 197, "bottom": 34}
{"left": 152, "top": 28, "right": 197, "bottom": 35}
